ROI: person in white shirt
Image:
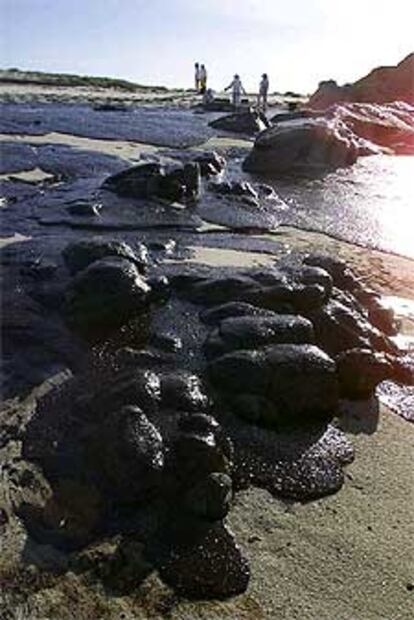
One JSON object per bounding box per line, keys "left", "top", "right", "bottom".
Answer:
{"left": 194, "top": 62, "right": 201, "bottom": 92}
{"left": 258, "top": 73, "right": 269, "bottom": 112}
{"left": 199, "top": 64, "right": 207, "bottom": 94}
{"left": 224, "top": 74, "right": 246, "bottom": 109}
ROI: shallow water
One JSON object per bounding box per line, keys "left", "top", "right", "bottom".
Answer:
{"left": 376, "top": 295, "right": 414, "bottom": 420}
{"left": 247, "top": 155, "right": 414, "bottom": 259}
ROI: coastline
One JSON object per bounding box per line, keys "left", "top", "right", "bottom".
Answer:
{"left": 1, "top": 87, "right": 414, "bottom": 619}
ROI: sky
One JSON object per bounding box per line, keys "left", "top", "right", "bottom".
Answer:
{"left": 1, "top": 0, "right": 413, "bottom": 94}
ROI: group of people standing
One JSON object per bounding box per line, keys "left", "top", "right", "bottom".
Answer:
{"left": 194, "top": 63, "right": 270, "bottom": 111}
{"left": 194, "top": 62, "right": 208, "bottom": 94}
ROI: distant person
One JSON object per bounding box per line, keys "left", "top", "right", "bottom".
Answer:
{"left": 199, "top": 64, "right": 207, "bottom": 94}
{"left": 258, "top": 73, "right": 269, "bottom": 112}
{"left": 225, "top": 74, "right": 246, "bottom": 109}
{"left": 194, "top": 62, "right": 201, "bottom": 92}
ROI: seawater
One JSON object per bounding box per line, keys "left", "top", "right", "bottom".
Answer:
{"left": 249, "top": 154, "right": 414, "bottom": 260}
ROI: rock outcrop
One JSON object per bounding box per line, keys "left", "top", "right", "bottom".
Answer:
{"left": 103, "top": 161, "right": 201, "bottom": 202}
{"left": 324, "top": 102, "right": 414, "bottom": 154}
{"left": 243, "top": 100, "right": 414, "bottom": 173}
{"left": 242, "top": 117, "right": 370, "bottom": 174}
{"left": 209, "top": 108, "right": 269, "bottom": 135}
{"left": 308, "top": 53, "right": 414, "bottom": 109}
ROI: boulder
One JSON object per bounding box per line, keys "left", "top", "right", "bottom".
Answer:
{"left": 90, "top": 405, "right": 164, "bottom": 502}
{"left": 204, "top": 314, "right": 315, "bottom": 358}
{"left": 172, "top": 432, "right": 231, "bottom": 486}
{"left": 307, "top": 297, "right": 397, "bottom": 357}
{"left": 200, "top": 301, "right": 279, "bottom": 326}
{"left": 177, "top": 414, "right": 234, "bottom": 464}
{"left": 170, "top": 413, "right": 233, "bottom": 489}
{"left": 102, "top": 161, "right": 201, "bottom": 202}
{"left": 209, "top": 108, "right": 269, "bottom": 135}
{"left": 103, "top": 161, "right": 161, "bottom": 197}
{"left": 209, "top": 344, "right": 338, "bottom": 426}
{"left": 247, "top": 283, "right": 326, "bottom": 314}
{"left": 160, "top": 370, "right": 209, "bottom": 412}
{"left": 242, "top": 117, "right": 368, "bottom": 174}
{"left": 366, "top": 298, "right": 399, "bottom": 336}
{"left": 296, "top": 265, "right": 333, "bottom": 300}
{"left": 65, "top": 257, "right": 151, "bottom": 336}
{"left": 307, "top": 80, "right": 351, "bottom": 109}
{"left": 184, "top": 472, "right": 233, "bottom": 521}
{"left": 62, "top": 238, "right": 148, "bottom": 275}
{"left": 303, "top": 254, "right": 350, "bottom": 287}
{"left": 208, "top": 180, "right": 258, "bottom": 200}
{"left": 337, "top": 348, "right": 414, "bottom": 400}
{"left": 184, "top": 275, "right": 259, "bottom": 305}
{"left": 178, "top": 413, "right": 220, "bottom": 435}
{"left": 192, "top": 151, "right": 226, "bottom": 176}
{"left": 91, "top": 368, "right": 162, "bottom": 415}
{"left": 337, "top": 348, "right": 395, "bottom": 400}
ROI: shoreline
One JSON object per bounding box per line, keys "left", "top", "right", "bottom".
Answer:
{"left": 1, "top": 92, "right": 414, "bottom": 620}
{"left": 1, "top": 128, "right": 414, "bottom": 267}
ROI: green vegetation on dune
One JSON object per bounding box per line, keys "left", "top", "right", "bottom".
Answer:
{"left": 0, "top": 68, "right": 169, "bottom": 92}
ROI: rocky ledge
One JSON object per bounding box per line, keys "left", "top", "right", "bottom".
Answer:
{"left": 308, "top": 52, "right": 414, "bottom": 109}
{"left": 243, "top": 101, "right": 414, "bottom": 174}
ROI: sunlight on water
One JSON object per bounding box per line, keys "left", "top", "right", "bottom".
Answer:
{"left": 356, "top": 156, "right": 414, "bottom": 258}
{"left": 264, "top": 155, "right": 414, "bottom": 259}
{"left": 377, "top": 295, "right": 414, "bottom": 421}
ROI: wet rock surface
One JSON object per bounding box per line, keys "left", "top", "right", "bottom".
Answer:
{"left": 62, "top": 237, "right": 149, "bottom": 275}
{"left": 0, "top": 102, "right": 214, "bottom": 147}
{"left": 3, "top": 245, "right": 412, "bottom": 603}
{"left": 209, "top": 108, "right": 270, "bottom": 135}
{"left": 103, "top": 161, "right": 201, "bottom": 203}
{"left": 243, "top": 117, "right": 371, "bottom": 174}
{"left": 246, "top": 101, "right": 414, "bottom": 177}
{"left": 158, "top": 522, "right": 250, "bottom": 599}
{"left": 64, "top": 257, "right": 152, "bottom": 337}
{"left": 209, "top": 344, "right": 338, "bottom": 426}
{"left": 192, "top": 150, "right": 226, "bottom": 176}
